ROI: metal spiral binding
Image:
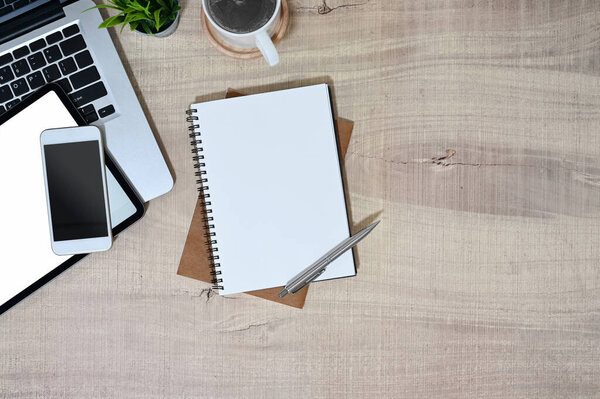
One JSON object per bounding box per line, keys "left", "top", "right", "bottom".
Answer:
{"left": 187, "top": 107, "right": 223, "bottom": 290}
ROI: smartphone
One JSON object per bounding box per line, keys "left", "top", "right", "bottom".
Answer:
{"left": 40, "top": 126, "right": 113, "bottom": 255}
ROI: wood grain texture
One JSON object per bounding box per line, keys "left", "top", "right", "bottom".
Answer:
{"left": 2, "top": 0, "right": 600, "bottom": 397}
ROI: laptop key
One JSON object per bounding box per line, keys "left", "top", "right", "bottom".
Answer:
{"left": 46, "top": 31, "right": 62, "bottom": 44}
{"left": 69, "top": 81, "right": 107, "bottom": 106}
{"left": 0, "top": 105, "right": 5, "bottom": 116}
{"left": 12, "top": 45, "right": 29, "bottom": 59}
{"left": 10, "top": 78, "right": 28, "bottom": 96}
{"left": 11, "top": 59, "right": 30, "bottom": 77}
{"left": 79, "top": 104, "right": 98, "bottom": 123}
{"left": 43, "top": 45, "right": 61, "bottom": 63}
{"left": 42, "top": 64, "right": 61, "bottom": 81}
{"left": 98, "top": 104, "right": 115, "bottom": 118}
{"left": 62, "top": 24, "right": 80, "bottom": 37}
{"left": 79, "top": 104, "right": 95, "bottom": 116}
{"left": 0, "top": 84, "right": 13, "bottom": 103}
{"left": 29, "top": 38, "right": 46, "bottom": 52}
{"left": 60, "top": 35, "right": 86, "bottom": 57}
{"left": 5, "top": 98, "right": 19, "bottom": 110}
{"left": 84, "top": 110, "right": 99, "bottom": 123}
{"left": 59, "top": 57, "right": 77, "bottom": 75}
{"left": 26, "top": 71, "right": 45, "bottom": 90}
{"left": 0, "top": 6, "right": 11, "bottom": 17}
{"left": 74, "top": 50, "right": 93, "bottom": 68}
{"left": 0, "top": 66, "right": 14, "bottom": 83}
{"left": 12, "top": 0, "right": 27, "bottom": 8}
{"left": 55, "top": 77, "right": 71, "bottom": 93}
{"left": 70, "top": 66, "right": 100, "bottom": 90}
{"left": 27, "top": 52, "right": 46, "bottom": 70}
{"left": 0, "top": 53, "right": 13, "bottom": 66}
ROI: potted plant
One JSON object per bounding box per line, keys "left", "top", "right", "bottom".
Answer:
{"left": 88, "top": 0, "right": 181, "bottom": 38}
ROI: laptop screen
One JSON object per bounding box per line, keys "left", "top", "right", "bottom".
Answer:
{"left": 0, "top": 0, "right": 52, "bottom": 23}
{"left": 0, "top": 0, "right": 64, "bottom": 44}
{"left": 0, "top": 91, "right": 137, "bottom": 308}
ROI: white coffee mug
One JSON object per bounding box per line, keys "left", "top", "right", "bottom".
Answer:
{"left": 202, "top": 0, "right": 281, "bottom": 66}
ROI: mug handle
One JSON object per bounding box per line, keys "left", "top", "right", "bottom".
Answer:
{"left": 255, "top": 31, "right": 279, "bottom": 66}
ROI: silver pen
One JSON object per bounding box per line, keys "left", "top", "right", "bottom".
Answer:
{"left": 279, "top": 220, "right": 380, "bottom": 298}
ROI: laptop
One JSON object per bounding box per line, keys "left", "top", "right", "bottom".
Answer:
{"left": 0, "top": 0, "right": 173, "bottom": 202}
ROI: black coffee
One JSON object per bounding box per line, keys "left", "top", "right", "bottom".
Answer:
{"left": 206, "top": 0, "right": 276, "bottom": 34}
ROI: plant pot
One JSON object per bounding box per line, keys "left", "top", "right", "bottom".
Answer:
{"left": 134, "top": 10, "right": 181, "bottom": 38}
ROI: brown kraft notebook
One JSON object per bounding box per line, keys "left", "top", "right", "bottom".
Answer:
{"left": 177, "top": 88, "right": 354, "bottom": 308}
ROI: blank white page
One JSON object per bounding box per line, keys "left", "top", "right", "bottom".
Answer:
{"left": 191, "top": 84, "right": 355, "bottom": 295}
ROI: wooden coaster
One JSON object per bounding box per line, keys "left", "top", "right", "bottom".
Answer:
{"left": 201, "top": 0, "right": 290, "bottom": 60}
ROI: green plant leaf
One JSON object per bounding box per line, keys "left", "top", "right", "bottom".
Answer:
{"left": 153, "top": 9, "right": 162, "bottom": 30}
{"left": 83, "top": 4, "right": 122, "bottom": 12}
{"left": 127, "top": 12, "right": 151, "bottom": 23}
{"left": 121, "top": 12, "right": 149, "bottom": 33}
{"left": 113, "top": 0, "right": 129, "bottom": 9}
{"left": 141, "top": 0, "right": 151, "bottom": 14}
{"left": 126, "top": 0, "right": 146, "bottom": 12}
{"left": 157, "top": 15, "right": 169, "bottom": 30}
{"left": 141, "top": 21, "right": 153, "bottom": 35}
{"left": 121, "top": 12, "right": 137, "bottom": 32}
{"left": 87, "top": 0, "right": 179, "bottom": 34}
{"left": 98, "top": 13, "right": 126, "bottom": 28}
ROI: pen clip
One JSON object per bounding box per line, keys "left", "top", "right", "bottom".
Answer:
{"left": 312, "top": 268, "right": 326, "bottom": 281}
{"left": 291, "top": 268, "right": 326, "bottom": 295}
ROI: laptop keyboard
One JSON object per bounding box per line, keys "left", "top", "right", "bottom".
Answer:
{"left": 0, "top": 23, "right": 116, "bottom": 123}
{"left": 0, "top": 0, "right": 31, "bottom": 16}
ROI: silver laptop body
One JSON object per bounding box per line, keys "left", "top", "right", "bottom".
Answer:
{"left": 0, "top": 0, "right": 173, "bottom": 202}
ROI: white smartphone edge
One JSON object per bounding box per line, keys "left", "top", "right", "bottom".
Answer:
{"left": 40, "top": 126, "right": 113, "bottom": 256}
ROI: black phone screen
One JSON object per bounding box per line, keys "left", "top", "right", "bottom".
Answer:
{"left": 43, "top": 141, "right": 108, "bottom": 241}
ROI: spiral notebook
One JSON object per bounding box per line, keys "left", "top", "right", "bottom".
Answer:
{"left": 183, "top": 84, "right": 356, "bottom": 296}
{"left": 178, "top": 88, "right": 354, "bottom": 307}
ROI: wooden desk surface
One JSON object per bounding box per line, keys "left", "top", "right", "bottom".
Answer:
{"left": 2, "top": 1, "right": 600, "bottom": 397}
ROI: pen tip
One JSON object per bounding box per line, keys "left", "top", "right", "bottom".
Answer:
{"left": 368, "top": 220, "right": 380, "bottom": 231}
{"left": 278, "top": 289, "right": 289, "bottom": 298}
